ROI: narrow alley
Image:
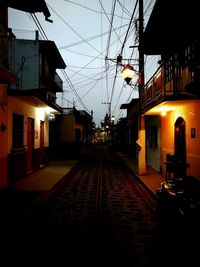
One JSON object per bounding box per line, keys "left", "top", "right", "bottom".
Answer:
{"left": 1, "top": 144, "right": 199, "bottom": 266}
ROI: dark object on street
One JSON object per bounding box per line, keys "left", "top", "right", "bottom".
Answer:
{"left": 156, "top": 176, "right": 200, "bottom": 222}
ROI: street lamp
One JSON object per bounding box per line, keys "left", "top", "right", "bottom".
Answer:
{"left": 121, "top": 64, "right": 136, "bottom": 84}
{"left": 111, "top": 115, "right": 115, "bottom": 123}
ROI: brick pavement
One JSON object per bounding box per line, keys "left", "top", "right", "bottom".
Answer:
{"left": 117, "top": 152, "right": 166, "bottom": 195}
{"left": 9, "top": 146, "right": 159, "bottom": 267}
{"left": 0, "top": 145, "right": 198, "bottom": 266}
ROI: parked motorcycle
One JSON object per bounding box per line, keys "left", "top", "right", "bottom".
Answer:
{"left": 156, "top": 176, "right": 200, "bottom": 223}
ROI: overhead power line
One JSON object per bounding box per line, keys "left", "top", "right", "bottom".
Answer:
{"left": 31, "top": 14, "right": 48, "bottom": 40}
{"left": 120, "top": 0, "right": 139, "bottom": 56}
{"left": 64, "top": 0, "right": 130, "bottom": 19}
{"left": 61, "top": 69, "right": 90, "bottom": 114}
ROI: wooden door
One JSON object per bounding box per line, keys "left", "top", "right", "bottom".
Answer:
{"left": 174, "top": 117, "right": 186, "bottom": 177}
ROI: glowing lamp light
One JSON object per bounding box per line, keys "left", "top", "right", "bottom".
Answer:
{"left": 111, "top": 115, "right": 115, "bottom": 122}
{"left": 121, "top": 65, "right": 135, "bottom": 84}
{"left": 161, "top": 110, "right": 167, "bottom": 117}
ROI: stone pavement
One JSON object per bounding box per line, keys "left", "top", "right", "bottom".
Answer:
{"left": 8, "top": 146, "right": 162, "bottom": 267}
{"left": 0, "top": 159, "right": 78, "bottom": 223}
{"left": 10, "top": 152, "right": 165, "bottom": 197}
{"left": 1, "top": 146, "right": 198, "bottom": 267}
{"left": 0, "top": 149, "right": 166, "bottom": 224}
{"left": 117, "top": 153, "right": 166, "bottom": 195}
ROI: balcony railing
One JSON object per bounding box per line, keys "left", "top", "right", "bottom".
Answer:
{"left": 140, "top": 60, "right": 199, "bottom": 113}
{"left": 11, "top": 29, "right": 40, "bottom": 40}
{"left": 140, "top": 66, "right": 164, "bottom": 113}
{"left": 54, "top": 72, "right": 63, "bottom": 91}
{"left": 41, "top": 72, "right": 63, "bottom": 92}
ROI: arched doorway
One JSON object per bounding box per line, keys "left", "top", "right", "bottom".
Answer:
{"left": 174, "top": 117, "right": 186, "bottom": 177}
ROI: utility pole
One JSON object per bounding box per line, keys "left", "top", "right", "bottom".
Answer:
{"left": 137, "top": 0, "right": 146, "bottom": 175}
{"left": 102, "top": 102, "right": 111, "bottom": 122}
{"left": 139, "top": 0, "right": 144, "bottom": 90}
{"left": 102, "top": 101, "right": 112, "bottom": 143}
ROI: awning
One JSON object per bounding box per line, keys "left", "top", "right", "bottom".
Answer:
{"left": 2, "top": 0, "right": 51, "bottom": 21}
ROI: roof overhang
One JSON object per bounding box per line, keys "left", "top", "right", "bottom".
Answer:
{"left": 144, "top": 100, "right": 200, "bottom": 116}
{"left": 143, "top": 0, "right": 199, "bottom": 55}
{"left": 120, "top": 103, "right": 128, "bottom": 109}
{"left": 0, "top": 66, "right": 19, "bottom": 84}
{"left": 2, "top": 0, "right": 52, "bottom": 22}
{"left": 8, "top": 89, "right": 63, "bottom": 114}
{"left": 120, "top": 98, "right": 139, "bottom": 110}
{"left": 40, "top": 41, "right": 66, "bottom": 69}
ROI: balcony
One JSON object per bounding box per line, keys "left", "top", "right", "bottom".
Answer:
{"left": 140, "top": 62, "right": 199, "bottom": 114}
{"left": 41, "top": 72, "right": 63, "bottom": 92}
{"left": 185, "top": 77, "right": 200, "bottom": 96}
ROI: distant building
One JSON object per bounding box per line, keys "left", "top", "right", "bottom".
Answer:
{"left": 120, "top": 99, "right": 139, "bottom": 157}
{"left": 55, "top": 107, "right": 93, "bottom": 157}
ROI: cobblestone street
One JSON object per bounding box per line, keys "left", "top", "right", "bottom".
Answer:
{"left": 2, "top": 145, "right": 199, "bottom": 266}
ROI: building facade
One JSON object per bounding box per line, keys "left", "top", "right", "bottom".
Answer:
{"left": 56, "top": 107, "right": 93, "bottom": 157}
{"left": 0, "top": 3, "right": 66, "bottom": 188}
{"left": 140, "top": 0, "right": 200, "bottom": 180}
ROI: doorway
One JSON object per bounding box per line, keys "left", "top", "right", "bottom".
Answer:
{"left": 174, "top": 117, "right": 186, "bottom": 177}
{"left": 27, "top": 117, "right": 34, "bottom": 173}
{"left": 40, "top": 120, "right": 45, "bottom": 166}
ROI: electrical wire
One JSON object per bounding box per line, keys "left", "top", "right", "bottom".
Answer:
{"left": 31, "top": 9, "right": 90, "bottom": 114}
{"left": 120, "top": 0, "right": 139, "bottom": 56}
{"left": 33, "top": 1, "right": 158, "bottom": 124}
{"left": 64, "top": 0, "right": 130, "bottom": 20}
{"left": 48, "top": 4, "right": 104, "bottom": 56}
{"left": 61, "top": 69, "right": 91, "bottom": 113}
{"left": 31, "top": 14, "right": 48, "bottom": 40}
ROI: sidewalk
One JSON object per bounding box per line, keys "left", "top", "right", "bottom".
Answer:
{"left": 117, "top": 152, "right": 166, "bottom": 195}
{"left": 0, "top": 159, "right": 78, "bottom": 223}
{"left": 12, "top": 159, "right": 78, "bottom": 192}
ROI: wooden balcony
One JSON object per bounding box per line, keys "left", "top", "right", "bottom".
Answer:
{"left": 140, "top": 62, "right": 200, "bottom": 114}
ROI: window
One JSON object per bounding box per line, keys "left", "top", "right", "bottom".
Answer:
{"left": 12, "top": 113, "right": 24, "bottom": 149}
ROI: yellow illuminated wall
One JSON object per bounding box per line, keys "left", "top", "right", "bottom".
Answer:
{"left": 60, "top": 114, "right": 85, "bottom": 142}
{"left": 60, "top": 115, "right": 75, "bottom": 142}
{"left": 7, "top": 96, "right": 49, "bottom": 152}
{"left": 161, "top": 100, "right": 200, "bottom": 179}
